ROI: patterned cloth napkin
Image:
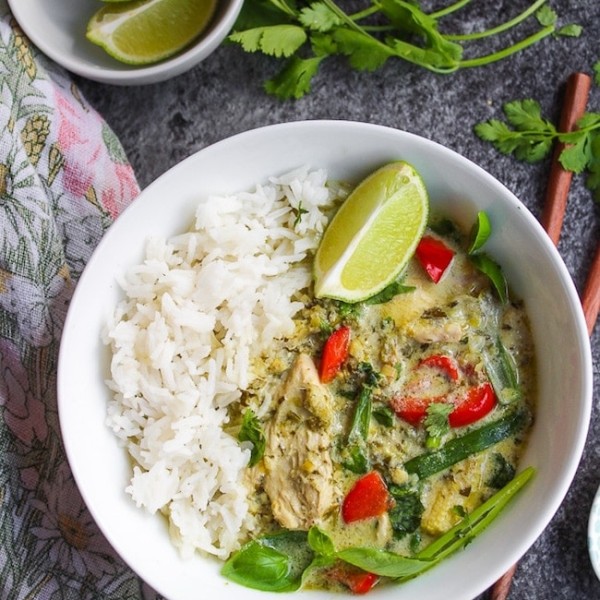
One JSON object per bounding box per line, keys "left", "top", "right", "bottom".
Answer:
{"left": 0, "top": 4, "right": 160, "bottom": 598}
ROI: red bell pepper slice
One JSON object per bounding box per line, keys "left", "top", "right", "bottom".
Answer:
{"left": 329, "top": 564, "right": 379, "bottom": 594}
{"left": 390, "top": 394, "right": 433, "bottom": 426}
{"left": 319, "top": 326, "right": 351, "bottom": 383}
{"left": 419, "top": 354, "right": 460, "bottom": 381}
{"left": 415, "top": 235, "right": 455, "bottom": 283}
{"left": 448, "top": 382, "right": 496, "bottom": 428}
{"left": 390, "top": 354, "right": 459, "bottom": 424}
{"left": 342, "top": 471, "right": 392, "bottom": 523}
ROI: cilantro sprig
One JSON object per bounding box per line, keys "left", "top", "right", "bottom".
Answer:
{"left": 230, "top": 0, "right": 578, "bottom": 100}
{"left": 475, "top": 61, "right": 600, "bottom": 202}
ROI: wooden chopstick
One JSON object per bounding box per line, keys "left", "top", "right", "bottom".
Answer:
{"left": 582, "top": 243, "right": 600, "bottom": 335}
{"left": 489, "top": 71, "right": 594, "bottom": 600}
{"left": 540, "top": 72, "right": 592, "bottom": 245}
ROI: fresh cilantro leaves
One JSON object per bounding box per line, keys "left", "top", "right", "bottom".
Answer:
{"left": 423, "top": 402, "right": 452, "bottom": 449}
{"left": 229, "top": 0, "right": 574, "bottom": 100}
{"left": 238, "top": 409, "right": 266, "bottom": 466}
{"left": 475, "top": 66, "right": 600, "bottom": 202}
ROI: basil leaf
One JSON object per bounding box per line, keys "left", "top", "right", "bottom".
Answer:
{"left": 365, "top": 280, "right": 415, "bottom": 304}
{"left": 238, "top": 409, "right": 266, "bottom": 466}
{"left": 470, "top": 253, "right": 508, "bottom": 304}
{"left": 221, "top": 541, "right": 298, "bottom": 592}
{"left": 336, "top": 547, "right": 431, "bottom": 578}
{"left": 348, "top": 386, "right": 372, "bottom": 442}
{"left": 467, "top": 211, "right": 492, "bottom": 254}
{"left": 308, "top": 526, "right": 336, "bottom": 557}
{"left": 222, "top": 531, "right": 314, "bottom": 592}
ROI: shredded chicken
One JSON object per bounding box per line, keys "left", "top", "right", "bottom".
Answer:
{"left": 263, "top": 353, "right": 336, "bottom": 530}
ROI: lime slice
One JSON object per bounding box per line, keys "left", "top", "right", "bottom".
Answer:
{"left": 314, "top": 161, "right": 429, "bottom": 303}
{"left": 86, "top": 0, "right": 218, "bottom": 65}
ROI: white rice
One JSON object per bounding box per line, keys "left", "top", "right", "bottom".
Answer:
{"left": 104, "top": 166, "right": 340, "bottom": 559}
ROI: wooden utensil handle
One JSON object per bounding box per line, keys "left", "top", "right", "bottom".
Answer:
{"left": 489, "top": 71, "right": 593, "bottom": 600}
{"left": 540, "top": 72, "right": 592, "bottom": 245}
{"left": 582, "top": 243, "right": 600, "bottom": 335}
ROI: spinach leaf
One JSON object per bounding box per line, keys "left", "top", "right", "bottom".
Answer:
{"left": 372, "top": 405, "right": 395, "bottom": 427}
{"left": 341, "top": 443, "right": 370, "bottom": 474}
{"left": 388, "top": 488, "right": 425, "bottom": 538}
{"left": 486, "top": 453, "right": 516, "bottom": 489}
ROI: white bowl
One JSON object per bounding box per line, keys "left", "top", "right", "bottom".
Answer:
{"left": 58, "top": 120, "right": 593, "bottom": 600}
{"left": 7, "top": 0, "right": 244, "bottom": 85}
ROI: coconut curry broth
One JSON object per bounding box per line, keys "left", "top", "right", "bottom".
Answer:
{"left": 231, "top": 224, "right": 535, "bottom": 590}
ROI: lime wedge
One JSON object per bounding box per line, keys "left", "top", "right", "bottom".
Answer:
{"left": 314, "top": 161, "right": 429, "bottom": 303}
{"left": 87, "top": 0, "right": 218, "bottom": 65}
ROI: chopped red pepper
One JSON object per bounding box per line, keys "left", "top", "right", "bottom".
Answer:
{"left": 329, "top": 564, "right": 379, "bottom": 594}
{"left": 419, "top": 354, "right": 460, "bottom": 381}
{"left": 390, "top": 354, "right": 458, "bottom": 424}
{"left": 319, "top": 326, "right": 351, "bottom": 383}
{"left": 389, "top": 394, "right": 433, "bottom": 426}
{"left": 342, "top": 471, "right": 392, "bottom": 523}
{"left": 415, "top": 235, "right": 455, "bottom": 283}
{"left": 448, "top": 382, "right": 496, "bottom": 428}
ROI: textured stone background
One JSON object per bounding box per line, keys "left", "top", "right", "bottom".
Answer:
{"left": 77, "top": 1, "right": 599, "bottom": 598}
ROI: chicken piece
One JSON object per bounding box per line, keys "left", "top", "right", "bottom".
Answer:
{"left": 408, "top": 319, "right": 464, "bottom": 344}
{"left": 263, "top": 353, "right": 336, "bottom": 530}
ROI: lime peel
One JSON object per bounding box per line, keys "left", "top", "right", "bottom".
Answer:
{"left": 314, "top": 161, "right": 429, "bottom": 303}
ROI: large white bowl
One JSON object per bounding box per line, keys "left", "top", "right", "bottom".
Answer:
{"left": 58, "top": 121, "right": 593, "bottom": 600}
{"left": 7, "top": 0, "right": 244, "bottom": 85}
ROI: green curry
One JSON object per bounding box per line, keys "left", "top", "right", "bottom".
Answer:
{"left": 225, "top": 214, "right": 535, "bottom": 594}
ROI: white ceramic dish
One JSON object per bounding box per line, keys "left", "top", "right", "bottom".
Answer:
{"left": 58, "top": 120, "right": 593, "bottom": 600}
{"left": 7, "top": 0, "right": 244, "bottom": 85}
{"left": 589, "top": 484, "right": 600, "bottom": 580}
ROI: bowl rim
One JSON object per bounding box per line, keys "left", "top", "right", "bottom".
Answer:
{"left": 6, "top": 0, "right": 245, "bottom": 85}
{"left": 57, "top": 119, "right": 594, "bottom": 600}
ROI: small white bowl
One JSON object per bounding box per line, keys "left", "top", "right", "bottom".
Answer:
{"left": 58, "top": 121, "right": 593, "bottom": 600}
{"left": 7, "top": 0, "right": 244, "bottom": 85}
{"left": 589, "top": 484, "right": 600, "bottom": 580}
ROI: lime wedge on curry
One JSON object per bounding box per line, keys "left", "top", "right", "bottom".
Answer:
{"left": 87, "top": 0, "right": 218, "bottom": 65}
{"left": 314, "top": 161, "right": 429, "bottom": 303}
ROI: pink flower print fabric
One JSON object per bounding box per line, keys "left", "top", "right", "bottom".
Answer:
{"left": 0, "top": 4, "right": 159, "bottom": 598}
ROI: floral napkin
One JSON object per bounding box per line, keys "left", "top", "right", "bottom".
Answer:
{"left": 0, "top": 4, "right": 159, "bottom": 598}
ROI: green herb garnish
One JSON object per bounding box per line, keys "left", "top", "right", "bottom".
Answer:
{"left": 238, "top": 409, "right": 266, "bottom": 466}
{"left": 230, "top": 0, "right": 574, "bottom": 100}
{"left": 475, "top": 65, "right": 600, "bottom": 202}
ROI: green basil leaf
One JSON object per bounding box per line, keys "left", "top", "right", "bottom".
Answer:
{"left": 365, "top": 280, "right": 415, "bottom": 304}
{"left": 308, "top": 526, "right": 336, "bottom": 557}
{"left": 467, "top": 211, "right": 492, "bottom": 254}
{"left": 238, "top": 409, "right": 266, "bottom": 466}
{"left": 348, "top": 386, "right": 372, "bottom": 442}
{"left": 470, "top": 253, "right": 508, "bottom": 304}
{"left": 222, "top": 531, "right": 314, "bottom": 592}
{"left": 221, "top": 541, "right": 298, "bottom": 591}
{"left": 336, "top": 547, "right": 431, "bottom": 578}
